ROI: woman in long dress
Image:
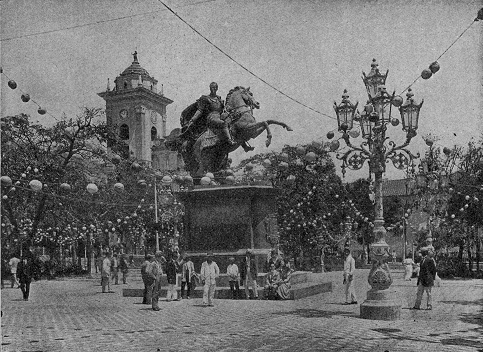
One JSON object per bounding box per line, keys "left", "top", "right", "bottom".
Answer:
{"left": 403, "top": 255, "right": 414, "bottom": 281}
{"left": 277, "top": 260, "right": 294, "bottom": 300}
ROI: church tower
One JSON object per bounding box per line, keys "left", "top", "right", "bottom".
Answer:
{"left": 98, "top": 52, "right": 180, "bottom": 170}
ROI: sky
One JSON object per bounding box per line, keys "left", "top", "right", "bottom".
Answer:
{"left": 1, "top": 0, "right": 482, "bottom": 181}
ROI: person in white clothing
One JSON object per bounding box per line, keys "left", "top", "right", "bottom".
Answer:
{"left": 200, "top": 252, "right": 219, "bottom": 306}
{"left": 343, "top": 248, "right": 357, "bottom": 305}
{"left": 9, "top": 255, "right": 21, "bottom": 288}
{"left": 101, "top": 252, "right": 112, "bottom": 293}
{"left": 226, "top": 257, "right": 241, "bottom": 299}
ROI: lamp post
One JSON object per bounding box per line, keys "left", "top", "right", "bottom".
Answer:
{"left": 330, "top": 59, "right": 423, "bottom": 320}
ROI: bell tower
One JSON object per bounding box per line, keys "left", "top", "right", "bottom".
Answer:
{"left": 98, "top": 52, "right": 177, "bottom": 169}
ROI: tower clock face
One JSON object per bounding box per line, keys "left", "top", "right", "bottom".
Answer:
{"left": 119, "top": 109, "right": 128, "bottom": 119}
{"left": 150, "top": 111, "right": 158, "bottom": 124}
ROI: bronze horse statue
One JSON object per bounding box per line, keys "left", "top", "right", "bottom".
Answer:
{"left": 165, "top": 86, "right": 292, "bottom": 176}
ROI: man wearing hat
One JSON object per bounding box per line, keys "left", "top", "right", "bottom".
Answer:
{"left": 200, "top": 251, "right": 219, "bottom": 306}
{"left": 140, "top": 254, "right": 154, "bottom": 304}
{"left": 343, "top": 248, "right": 357, "bottom": 305}
{"left": 226, "top": 257, "right": 241, "bottom": 299}
{"left": 148, "top": 251, "right": 165, "bottom": 311}
{"left": 412, "top": 247, "right": 437, "bottom": 310}
{"left": 241, "top": 249, "right": 259, "bottom": 299}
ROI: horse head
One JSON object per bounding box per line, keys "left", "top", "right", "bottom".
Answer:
{"left": 226, "top": 86, "right": 260, "bottom": 112}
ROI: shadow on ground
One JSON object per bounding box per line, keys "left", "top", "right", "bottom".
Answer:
{"left": 271, "top": 308, "right": 358, "bottom": 319}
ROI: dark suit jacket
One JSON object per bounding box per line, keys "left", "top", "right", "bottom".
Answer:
{"left": 240, "top": 257, "right": 257, "bottom": 282}
{"left": 17, "top": 258, "right": 35, "bottom": 283}
{"left": 417, "top": 257, "right": 436, "bottom": 287}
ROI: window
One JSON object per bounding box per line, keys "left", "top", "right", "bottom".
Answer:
{"left": 151, "top": 127, "right": 157, "bottom": 141}
{"left": 120, "top": 124, "right": 129, "bottom": 140}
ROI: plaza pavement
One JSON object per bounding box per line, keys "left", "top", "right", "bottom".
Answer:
{"left": 1, "top": 268, "right": 482, "bottom": 352}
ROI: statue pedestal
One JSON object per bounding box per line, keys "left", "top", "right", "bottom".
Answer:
{"left": 360, "top": 289, "right": 401, "bottom": 320}
{"left": 178, "top": 185, "right": 278, "bottom": 270}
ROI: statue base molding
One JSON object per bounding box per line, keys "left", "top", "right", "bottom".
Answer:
{"left": 360, "top": 288, "right": 401, "bottom": 320}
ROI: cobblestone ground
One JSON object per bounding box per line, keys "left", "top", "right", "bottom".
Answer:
{"left": 2, "top": 269, "right": 482, "bottom": 352}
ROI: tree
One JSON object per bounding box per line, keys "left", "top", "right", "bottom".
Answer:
{"left": 236, "top": 142, "right": 370, "bottom": 270}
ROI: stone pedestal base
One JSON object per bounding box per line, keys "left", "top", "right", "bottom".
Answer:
{"left": 360, "top": 288, "right": 401, "bottom": 320}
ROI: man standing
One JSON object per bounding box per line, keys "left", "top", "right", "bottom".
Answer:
{"left": 241, "top": 249, "right": 259, "bottom": 300}
{"left": 111, "top": 253, "right": 119, "bottom": 285}
{"left": 101, "top": 252, "right": 112, "bottom": 293}
{"left": 200, "top": 252, "right": 219, "bottom": 307}
{"left": 119, "top": 251, "right": 129, "bottom": 284}
{"left": 18, "top": 255, "right": 34, "bottom": 301}
{"left": 343, "top": 248, "right": 357, "bottom": 305}
{"left": 413, "top": 248, "right": 437, "bottom": 310}
{"left": 9, "top": 254, "right": 21, "bottom": 288}
{"left": 149, "top": 251, "right": 165, "bottom": 311}
{"left": 141, "top": 254, "right": 154, "bottom": 304}
{"left": 226, "top": 257, "right": 241, "bottom": 299}
{"left": 181, "top": 255, "right": 195, "bottom": 299}
{"left": 166, "top": 253, "right": 179, "bottom": 302}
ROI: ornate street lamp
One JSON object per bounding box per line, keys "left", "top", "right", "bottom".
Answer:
{"left": 329, "top": 59, "right": 423, "bottom": 320}
{"left": 333, "top": 89, "right": 358, "bottom": 131}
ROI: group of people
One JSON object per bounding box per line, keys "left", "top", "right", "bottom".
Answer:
{"left": 100, "top": 251, "right": 130, "bottom": 293}
{"left": 138, "top": 248, "right": 294, "bottom": 311}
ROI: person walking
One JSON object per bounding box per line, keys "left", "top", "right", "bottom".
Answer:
{"left": 343, "top": 248, "right": 357, "bottom": 305}
{"left": 241, "top": 249, "right": 259, "bottom": 300}
{"left": 101, "top": 252, "right": 112, "bottom": 293}
{"left": 413, "top": 248, "right": 437, "bottom": 310}
{"left": 111, "top": 253, "right": 119, "bottom": 285}
{"left": 9, "top": 254, "right": 21, "bottom": 288}
{"left": 148, "top": 251, "right": 165, "bottom": 311}
{"left": 119, "top": 251, "right": 129, "bottom": 284}
{"left": 17, "top": 255, "right": 34, "bottom": 301}
{"left": 181, "top": 255, "right": 195, "bottom": 299}
{"left": 141, "top": 254, "right": 154, "bottom": 304}
{"left": 166, "top": 253, "right": 179, "bottom": 302}
{"left": 226, "top": 257, "right": 241, "bottom": 299}
{"left": 200, "top": 252, "right": 219, "bottom": 307}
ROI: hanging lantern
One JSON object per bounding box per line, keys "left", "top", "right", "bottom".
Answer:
{"left": 114, "top": 182, "right": 124, "bottom": 191}
{"left": 111, "top": 154, "right": 121, "bottom": 164}
{"left": 184, "top": 175, "right": 193, "bottom": 185}
{"left": 29, "top": 179, "right": 42, "bottom": 192}
{"left": 225, "top": 169, "right": 234, "bottom": 176}
{"left": 329, "top": 140, "right": 340, "bottom": 151}
{"left": 21, "top": 94, "right": 30, "bottom": 102}
{"left": 225, "top": 175, "right": 235, "bottom": 184}
{"left": 279, "top": 153, "right": 289, "bottom": 162}
{"left": 38, "top": 108, "right": 47, "bottom": 115}
{"left": 305, "top": 152, "right": 317, "bottom": 163}
{"left": 200, "top": 176, "right": 211, "bottom": 185}
{"left": 262, "top": 159, "right": 272, "bottom": 168}
{"left": 137, "top": 179, "right": 147, "bottom": 187}
{"left": 205, "top": 172, "right": 214, "bottom": 180}
{"left": 279, "top": 161, "right": 289, "bottom": 170}
{"left": 429, "top": 62, "right": 440, "bottom": 74}
{"left": 326, "top": 131, "right": 335, "bottom": 139}
{"left": 421, "top": 69, "right": 432, "bottom": 80}
{"left": 348, "top": 130, "right": 360, "bottom": 138}
{"left": 131, "top": 162, "right": 142, "bottom": 172}
{"left": 8, "top": 80, "right": 17, "bottom": 89}
{"left": 86, "top": 183, "right": 98, "bottom": 194}
{"left": 60, "top": 183, "right": 71, "bottom": 191}
{"left": 245, "top": 163, "right": 254, "bottom": 171}
{"left": 296, "top": 146, "right": 306, "bottom": 156}
{"left": 1, "top": 176, "right": 12, "bottom": 187}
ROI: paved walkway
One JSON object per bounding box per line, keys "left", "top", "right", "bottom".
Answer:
{"left": 2, "top": 269, "right": 482, "bottom": 352}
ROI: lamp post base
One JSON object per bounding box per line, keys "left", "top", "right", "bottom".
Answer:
{"left": 360, "top": 288, "right": 401, "bottom": 320}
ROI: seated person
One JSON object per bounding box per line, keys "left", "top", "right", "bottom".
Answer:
{"left": 277, "top": 259, "right": 294, "bottom": 300}
{"left": 264, "top": 263, "right": 281, "bottom": 300}
{"left": 266, "top": 249, "right": 283, "bottom": 272}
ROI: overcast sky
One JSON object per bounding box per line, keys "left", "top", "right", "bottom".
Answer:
{"left": 1, "top": 0, "right": 482, "bottom": 181}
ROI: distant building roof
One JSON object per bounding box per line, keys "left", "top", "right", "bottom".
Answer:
{"left": 382, "top": 178, "right": 415, "bottom": 197}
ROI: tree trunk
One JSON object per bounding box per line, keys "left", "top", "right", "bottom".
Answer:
{"left": 476, "top": 228, "right": 481, "bottom": 273}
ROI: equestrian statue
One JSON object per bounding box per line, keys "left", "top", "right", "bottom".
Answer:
{"left": 165, "top": 82, "right": 292, "bottom": 176}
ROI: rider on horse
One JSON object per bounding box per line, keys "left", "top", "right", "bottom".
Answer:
{"left": 182, "top": 82, "right": 236, "bottom": 147}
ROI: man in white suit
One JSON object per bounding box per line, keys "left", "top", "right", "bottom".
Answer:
{"left": 200, "top": 251, "right": 219, "bottom": 307}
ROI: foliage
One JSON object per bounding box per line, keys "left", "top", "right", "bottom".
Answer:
{"left": 237, "top": 142, "right": 372, "bottom": 265}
